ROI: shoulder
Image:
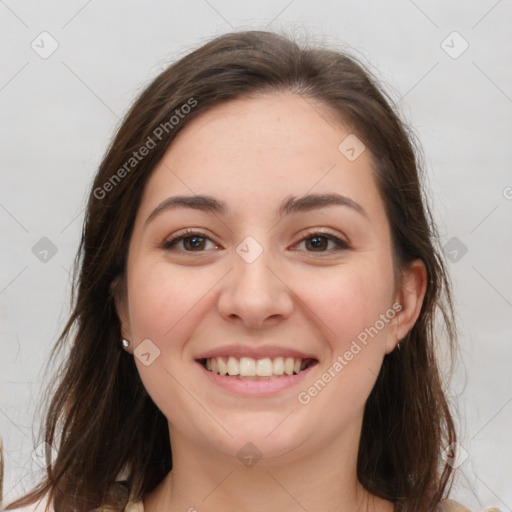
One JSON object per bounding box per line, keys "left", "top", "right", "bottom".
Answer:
{"left": 124, "top": 500, "right": 144, "bottom": 512}
{"left": 2, "top": 482, "right": 135, "bottom": 512}
{"left": 2, "top": 498, "right": 144, "bottom": 512}
{"left": 2, "top": 496, "right": 53, "bottom": 512}
{"left": 436, "top": 499, "right": 477, "bottom": 512}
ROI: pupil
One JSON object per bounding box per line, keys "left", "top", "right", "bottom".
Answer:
{"left": 308, "top": 236, "right": 326, "bottom": 251}
{"left": 187, "top": 236, "right": 204, "bottom": 250}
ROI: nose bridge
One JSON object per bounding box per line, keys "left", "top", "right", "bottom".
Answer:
{"left": 217, "top": 234, "right": 293, "bottom": 327}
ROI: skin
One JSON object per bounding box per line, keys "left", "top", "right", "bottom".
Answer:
{"left": 114, "top": 92, "right": 427, "bottom": 512}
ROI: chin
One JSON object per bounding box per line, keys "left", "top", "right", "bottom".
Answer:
{"left": 209, "top": 412, "right": 315, "bottom": 464}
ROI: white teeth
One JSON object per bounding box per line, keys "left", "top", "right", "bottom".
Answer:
{"left": 239, "top": 357, "right": 256, "bottom": 376}
{"left": 217, "top": 357, "right": 228, "bottom": 375}
{"left": 256, "top": 358, "right": 273, "bottom": 376}
{"left": 204, "top": 356, "right": 312, "bottom": 377}
{"left": 273, "top": 357, "right": 284, "bottom": 375}
{"left": 284, "top": 357, "right": 294, "bottom": 375}
{"left": 227, "top": 356, "right": 239, "bottom": 376}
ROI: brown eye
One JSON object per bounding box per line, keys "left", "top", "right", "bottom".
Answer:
{"left": 296, "top": 233, "right": 350, "bottom": 253}
{"left": 181, "top": 235, "right": 207, "bottom": 251}
{"left": 162, "top": 230, "right": 217, "bottom": 252}
{"left": 305, "top": 236, "right": 329, "bottom": 251}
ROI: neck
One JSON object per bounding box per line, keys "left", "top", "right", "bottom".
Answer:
{"left": 143, "top": 421, "right": 394, "bottom": 512}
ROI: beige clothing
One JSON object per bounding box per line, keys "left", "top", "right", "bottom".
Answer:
{"left": 124, "top": 500, "right": 144, "bottom": 512}
{"left": 2, "top": 497, "right": 488, "bottom": 511}
{"left": 123, "top": 497, "right": 476, "bottom": 511}
{"left": 437, "top": 500, "right": 474, "bottom": 511}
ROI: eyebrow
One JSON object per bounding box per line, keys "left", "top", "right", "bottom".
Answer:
{"left": 144, "top": 192, "right": 370, "bottom": 226}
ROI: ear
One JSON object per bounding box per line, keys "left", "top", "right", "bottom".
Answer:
{"left": 385, "top": 259, "right": 427, "bottom": 354}
{"left": 110, "top": 275, "right": 132, "bottom": 351}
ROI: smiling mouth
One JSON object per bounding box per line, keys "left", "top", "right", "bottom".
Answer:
{"left": 198, "top": 356, "right": 318, "bottom": 380}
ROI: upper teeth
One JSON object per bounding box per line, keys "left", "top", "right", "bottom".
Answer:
{"left": 205, "top": 356, "right": 308, "bottom": 377}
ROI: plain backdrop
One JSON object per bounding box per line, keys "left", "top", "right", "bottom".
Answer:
{"left": 1, "top": 1, "right": 511, "bottom": 510}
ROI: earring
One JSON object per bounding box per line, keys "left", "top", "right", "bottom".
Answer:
{"left": 122, "top": 339, "right": 130, "bottom": 349}
{"left": 397, "top": 342, "right": 401, "bottom": 350}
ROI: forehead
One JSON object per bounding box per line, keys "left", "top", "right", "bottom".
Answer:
{"left": 138, "top": 93, "right": 388, "bottom": 229}
{"left": 167, "top": 93, "right": 357, "bottom": 167}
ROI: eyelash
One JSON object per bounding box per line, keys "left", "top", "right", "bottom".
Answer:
{"left": 161, "top": 228, "right": 350, "bottom": 254}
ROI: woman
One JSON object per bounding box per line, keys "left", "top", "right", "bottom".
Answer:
{"left": 4, "top": 30, "right": 472, "bottom": 512}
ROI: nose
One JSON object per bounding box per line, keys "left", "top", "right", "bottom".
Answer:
{"left": 217, "top": 241, "right": 294, "bottom": 329}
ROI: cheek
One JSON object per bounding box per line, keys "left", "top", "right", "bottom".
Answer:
{"left": 125, "top": 260, "right": 225, "bottom": 399}
{"left": 128, "top": 261, "right": 216, "bottom": 341}
{"left": 126, "top": 261, "right": 216, "bottom": 425}
{"left": 294, "top": 262, "right": 393, "bottom": 352}
{"left": 294, "top": 262, "right": 394, "bottom": 403}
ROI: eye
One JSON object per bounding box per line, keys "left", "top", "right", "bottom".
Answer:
{"left": 161, "top": 229, "right": 218, "bottom": 252}
{"left": 160, "top": 229, "right": 350, "bottom": 254}
{"left": 293, "top": 230, "right": 350, "bottom": 253}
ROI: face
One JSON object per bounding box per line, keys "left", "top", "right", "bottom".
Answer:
{"left": 115, "top": 93, "right": 424, "bottom": 465}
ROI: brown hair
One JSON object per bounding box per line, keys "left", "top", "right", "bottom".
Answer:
{"left": 4, "top": 30, "right": 457, "bottom": 512}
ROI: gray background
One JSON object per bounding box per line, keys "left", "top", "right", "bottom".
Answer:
{"left": 1, "top": 1, "right": 511, "bottom": 510}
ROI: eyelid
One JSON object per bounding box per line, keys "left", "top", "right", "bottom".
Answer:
{"left": 160, "top": 227, "right": 350, "bottom": 253}
{"left": 161, "top": 228, "right": 218, "bottom": 250}
{"left": 292, "top": 228, "right": 351, "bottom": 252}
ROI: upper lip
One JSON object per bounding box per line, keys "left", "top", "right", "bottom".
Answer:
{"left": 195, "top": 344, "right": 318, "bottom": 361}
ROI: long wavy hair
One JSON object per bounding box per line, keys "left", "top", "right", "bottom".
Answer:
{"left": 5, "top": 30, "right": 457, "bottom": 512}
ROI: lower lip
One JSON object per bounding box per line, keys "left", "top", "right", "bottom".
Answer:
{"left": 196, "top": 361, "right": 317, "bottom": 396}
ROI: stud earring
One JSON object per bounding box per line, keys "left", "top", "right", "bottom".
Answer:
{"left": 122, "top": 339, "right": 130, "bottom": 349}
